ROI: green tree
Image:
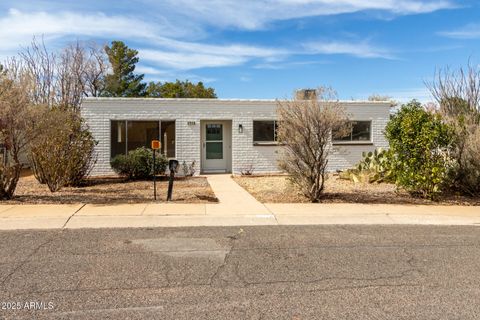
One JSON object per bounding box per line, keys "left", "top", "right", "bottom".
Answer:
{"left": 385, "top": 101, "right": 454, "bottom": 200}
{"left": 103, "top": 41, "right": 145, "bottom": 97}
{"left": 145, "top": 80, "right": 216, "bottom": 98}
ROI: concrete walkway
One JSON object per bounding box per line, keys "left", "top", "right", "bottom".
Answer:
{"left": 0, "top": 174, "right": 480, "bottom": 230}
{"left": 204, "top": 174, "right": 272, "bottom": 215}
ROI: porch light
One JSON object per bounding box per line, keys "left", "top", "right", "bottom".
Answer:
{"left": 238, "top": 124, "right": 243, "bottom": 133}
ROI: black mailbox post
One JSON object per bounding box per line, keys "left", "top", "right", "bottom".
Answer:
{"left": 167, "top": 160, "right": 179, "bottom": 201}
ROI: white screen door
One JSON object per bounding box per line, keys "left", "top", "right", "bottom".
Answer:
{"left": 202, "top": 122, "right": 227, "bottom": 172}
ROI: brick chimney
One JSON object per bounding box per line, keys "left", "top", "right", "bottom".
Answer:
{"left": 295, "top": 89, "right": 317, "bottom": 100}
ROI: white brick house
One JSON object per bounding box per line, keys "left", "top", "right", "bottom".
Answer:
{"left": 81, "top": 98, "right": 391, "bottom": 176}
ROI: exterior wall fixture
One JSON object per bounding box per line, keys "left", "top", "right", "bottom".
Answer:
{"left": 238, "top": 124, "right": 243, "bottom": 134}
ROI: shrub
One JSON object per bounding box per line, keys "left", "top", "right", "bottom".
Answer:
{"left": 277, "top": 87, "right": 350, "bottom": 202}
{"left": 0, "top": 66, "right": 34, "bottom": 200}
{"left": 111, "top": 147, "right": 167, "bottom": 180}
{"left": 457, "top": 126, "right": 480, "bottom": 195}
{"left": 29, "top": 109, "right": 97, "bottom": 192}
{"left": 181, "top": 160, "right": 196, "bottom": 177}
{"left": 240, "top": 163, "right": 255, "bottom": 176}
{"left": 427, "top": 65, "right": 480, "bottom": 195}
{"left": 385, "top": 101, "right": 454, "bottom": 200}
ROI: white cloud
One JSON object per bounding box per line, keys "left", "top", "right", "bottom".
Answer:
{"left": 0, "top": 4, "right": 424, "bottom": 73}
{"left": 155, "top": 0, "right": 455, "bottom": 30}
{"left": 0, "top": 8, "right": 289, "bottom": 71}
{"left": 0, "top": 8, "right": 161, "bottom": 51}
{"left": 139, "top": 40, "right": 288, "bottom": 70}
{"left": 240, "top": 76, "right": 252, "bottom": 82}
{"left": 140, "top": 50, "right": 249, "bottom": 70}
{"left": 303, "top": 40, "right": 394, "bottom": 59}
{"left": 439, "top": 23, "right": 480, "bottom": 39}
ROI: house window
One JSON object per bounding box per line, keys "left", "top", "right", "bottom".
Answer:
{"left": 333, "top": 121, "right": 372, "bottom": 143}
{"left": 127, "top": 121, "right": 160, "bottom": 152}
{"left": 110, "top": 120, "right": 176, "bottom": 158}
{"left": 253, "top": 120, "right": 278, "bottom": 143}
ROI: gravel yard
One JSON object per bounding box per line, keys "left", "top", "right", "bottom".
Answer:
{"left": 233, "top": 174, "right": 480, "bottom": 205}
{"left": 3, "top": 172, "right": 218, "bottom": 204}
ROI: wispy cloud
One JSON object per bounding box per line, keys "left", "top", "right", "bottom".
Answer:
{"left": 303, "top": 40, "right": 395, "bottom": 59}
{"left": 0, "top": 2, "right": 449, "bottom": 75}
{"left": 0, "top": 8, "right": 161, "bottom": 51}
{"left": 155, "top": 0, "right": 456, "bottom": 30}
{"left": 253, "top": 60, "right": 331, "bottom": 70}
{"left": 0, "top": 8, "right": 289, "bottom": 71}
{"left": 439, "top": 23, "right": 480, "bottom": 39}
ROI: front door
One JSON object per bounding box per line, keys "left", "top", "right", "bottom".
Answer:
{"left": 202, "top": 122, "right": 227, "bottom": 172}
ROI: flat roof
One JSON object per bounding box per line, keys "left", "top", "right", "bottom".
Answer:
{"left": 84, "top": 97, "right": 392, "bottom": 105}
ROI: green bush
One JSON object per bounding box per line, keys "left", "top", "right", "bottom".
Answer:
{"left": 111, "top": 147, "right": 167, "bottom": 180}
{"left": 385, "top": 101, "right": 454, "bottom": 200}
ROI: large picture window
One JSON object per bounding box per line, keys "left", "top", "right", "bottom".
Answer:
{"left": 253, "top": 120, "right": 278, "bottom": 143}
{"left": 111, "top": 120, "right": 175, "bottom": 158}
{"left": 333, "top": 121, "right": 371, "bottom": 143}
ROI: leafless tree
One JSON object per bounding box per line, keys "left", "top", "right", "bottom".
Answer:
{"left": 19, "top": 37, "right": 56, "bottom": 107}
{"left": 427, "top": 63, "right": 480, "bottom": 116}
{"left": 277, "top": 87, "right": 350, "bottom": 202}
{"left": 18, "top": 37, "right": 108, "bottom": 111}
{"left": 83, "top": 43, "right": 108, "bottom": 98}
{"left": 426, "top": 63, "right": 480, "bottom": 195}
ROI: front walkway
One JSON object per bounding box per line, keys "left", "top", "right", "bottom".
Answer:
{"left": 204, "top": 174, "right": 272, "bottom": 215}
{"left": 1, "top": 174, "right": 480, "bottom": 230}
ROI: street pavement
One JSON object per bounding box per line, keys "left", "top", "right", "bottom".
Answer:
{"left": 1, "top": 225, "right": 480, "bottom": 319}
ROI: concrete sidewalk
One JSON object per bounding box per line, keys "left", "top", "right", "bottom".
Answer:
{"left": 1, "top": 174, "right": 479, "bottom": 230}
{"left": 1, "top": 202, "right": 480, "bottom": 230}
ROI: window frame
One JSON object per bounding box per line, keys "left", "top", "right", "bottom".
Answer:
{"left": 332, "top": 120, "right": 373, "bottom": 145}
{"left": 110, "top": 119, "right": 176, "bottom": 159}
{"left": 252, "top": 120, "right": 279, "bottom": 146}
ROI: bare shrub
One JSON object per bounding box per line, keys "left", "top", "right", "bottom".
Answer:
{"left": 277, "top": 87, "right": 350, "bottom": 202}
{"left": 427, "top": 63, "right": 480, "bottom": 195}
{"left": 0, "top": 60, "right": 34, "bottom": 199}
{"left": 240, "top": 163, "right": 255, "bottom": 176}
{"left": 29, "top": 109, "right": 97, "bottom": 192}
{"left": 182, "top": 160, "right": 196, "bottom": 177}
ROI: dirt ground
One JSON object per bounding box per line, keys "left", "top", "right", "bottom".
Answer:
{"left": 3, "top": 174, "right": 218, "bottom": 204}
{"left": 233, "top": 174, "right": 480, "bottom": 205}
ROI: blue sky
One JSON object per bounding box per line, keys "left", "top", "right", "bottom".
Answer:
{"left": 0, "top": 0, "right": 479, "bottom": 101}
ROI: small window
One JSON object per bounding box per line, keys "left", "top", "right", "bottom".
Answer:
{"left": 334, "top": 121, "right": 371, "bottom": 143}
{"left": 253, "top": 121, "right": 278, "bottom": 143}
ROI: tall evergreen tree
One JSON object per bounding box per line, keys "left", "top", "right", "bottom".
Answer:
{"left": 103, "top": 41, "right": 146, "bottom": 97}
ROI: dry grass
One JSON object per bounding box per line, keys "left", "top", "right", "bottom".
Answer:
{"left": 233, "top": 174, "right": 480, "bottom": 205}
{"left": 3, "top": 172, "right": 218, "bottom": 204}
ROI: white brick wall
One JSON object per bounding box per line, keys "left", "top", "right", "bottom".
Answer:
{"left": 81, "top": 98, "right": 391, "bottom": 176}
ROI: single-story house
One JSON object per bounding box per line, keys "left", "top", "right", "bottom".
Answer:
{"left": 81, "top": 96, "right": 391, "bottom": 176}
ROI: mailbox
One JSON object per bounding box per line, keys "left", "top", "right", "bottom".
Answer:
{"left": 169, "top": 159, "right": 179, "bottom": 173}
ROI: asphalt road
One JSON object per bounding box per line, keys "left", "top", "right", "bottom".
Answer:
{"left": 1, "top": 225, "right": 480, "bottom": 319}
